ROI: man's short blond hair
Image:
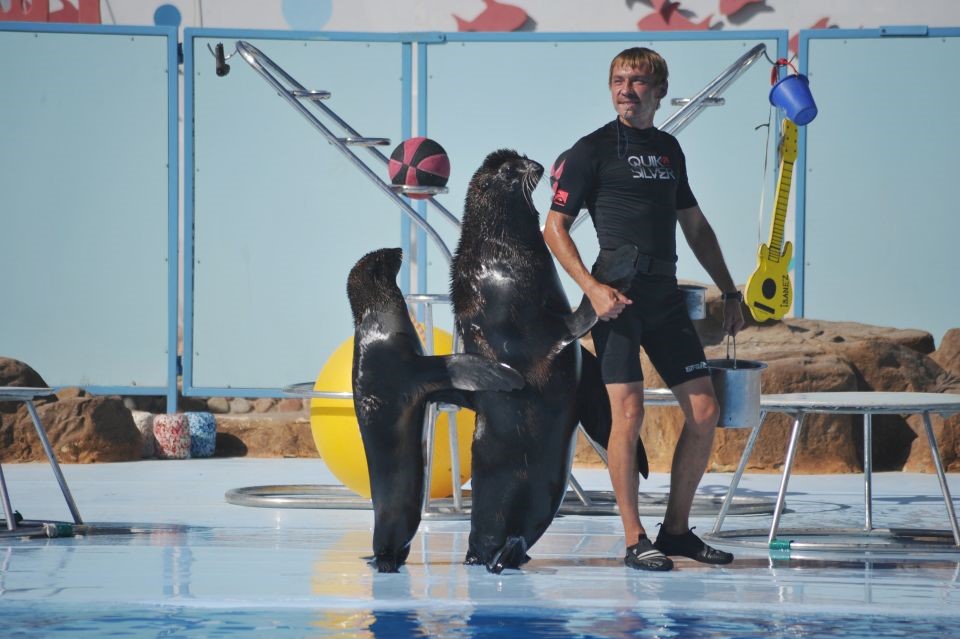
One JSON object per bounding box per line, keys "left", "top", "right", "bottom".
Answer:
{"left": 608, "top": 47, "right": 669, "bottom": 91}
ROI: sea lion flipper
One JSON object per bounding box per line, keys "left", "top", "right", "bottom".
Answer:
{"left": 594, "top": 244, "right": 640, "bottom": 292}
{"left": 576, "top": 345, "right": 648, "bottom": 479}
{"left": 428, "top": 389, "right": 473, "bottom": 410}
{"left": 636, "top": 436, "right": 649, "bottom": 481}
{"left": 433, "top": 354, "right": 525, "bottom": 392}
{"left": 560, "top": 244, "right": 643, "bottom": 348}
{"left": 562, "top": 302, "right": 598, "bottom": 346}
{"left": 487, "top": 536, "right": 529, "bottom": 574}
{"left": 576, "top": 345, "right": 612, "bottom": 450}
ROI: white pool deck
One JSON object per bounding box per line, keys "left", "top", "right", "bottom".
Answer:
{"left": 2, "top": 458, "right": 959, "bottom": 637}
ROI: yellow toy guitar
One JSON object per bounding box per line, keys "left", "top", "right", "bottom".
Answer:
{"left": 745, "top": 119, "right": 797, "bottom": 322}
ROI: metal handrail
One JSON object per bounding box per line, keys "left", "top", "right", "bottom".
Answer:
{"left": 231, "top": 40, "right": 459, "bottom": 265}
{"left": 659, "top": 43, "right": 768, "bottom": 136}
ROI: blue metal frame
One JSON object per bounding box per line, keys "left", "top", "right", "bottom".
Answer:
{"left": 163, "top": 25, "right": 180, "bottom": 413}
{"left": 399, "top": 41, "right": 415, "bottom": 295}
{"left": 415, "top": 40, "right": 430, "bottom": 299}
{"left": 794, "top": 25, "right": 960, "bottom": 319}
{"left": 178, "top": 28, "right": 787, "bottom": 399}
{"left": 437, "top": 29, "right": 782, "bottom": 43}
{"left": 2, "top": 27, "right": 786, "bottom": 405}
{"left": 0, "top": 22, "right": 179, "bottom": 410}
{"left": 0, "top": 21, "right": 171, "bottom": 37}
{"left": 11, "top": 24, "right": 960, "bottom": 404}
{"left": 181, "top": 28, "right": 425, "bottom": 401}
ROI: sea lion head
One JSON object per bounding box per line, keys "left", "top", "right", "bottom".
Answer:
{"left": 464, "top": 149, "right": 544, "bottom": 232}
{"left": 346, "top": 247, "right": 406, "bottom": 327}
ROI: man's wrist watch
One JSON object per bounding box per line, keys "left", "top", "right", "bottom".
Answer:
{"left": 721, "top": 290, "right": 743, "bottom": 302}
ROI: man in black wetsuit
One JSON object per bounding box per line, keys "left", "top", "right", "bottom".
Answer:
{"left": 544, "top": 47, "right": 745, "bottom": 572}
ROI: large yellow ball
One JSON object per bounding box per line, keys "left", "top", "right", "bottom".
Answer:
{"left": 310, "top": 328, "right": 475, "bottom": 499}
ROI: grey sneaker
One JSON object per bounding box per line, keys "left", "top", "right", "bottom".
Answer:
{"left": 624, "top": 534, "right": 674, "bottom": 571}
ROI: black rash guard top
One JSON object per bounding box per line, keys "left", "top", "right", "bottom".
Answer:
{"left": 551, "top": 119, "right": 697, "bottom": 263}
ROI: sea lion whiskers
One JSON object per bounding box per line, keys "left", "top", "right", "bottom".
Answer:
{"left": 521, "top": 169, "right": 540, "bottom": 220}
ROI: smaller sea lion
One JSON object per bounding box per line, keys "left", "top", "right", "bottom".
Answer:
{"left": 347, "top": 247, "right": 524, "bottom": 573}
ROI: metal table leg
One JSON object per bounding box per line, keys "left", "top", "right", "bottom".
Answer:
{"left": 25, "top": 400, "right": 82, "bottom": 525}
{"left": 567, "top": 474, "right": 593, "bottom": 507}
{"left": 419, "top": 402, "right": 440, "bottom": 515}
{"left": 711, "top": 411, "right": 766, "bottom": 534}
{"left": 921, "top": 411, "right": 960, "bottom": 546}
{"left": 446, "top": 407, "right": 463, "bottom": 512}
{"left": 864, "top": 412, "right": 873, "bottom": 531}
{"left": 768, "top": 411, "right": 806, "bottom": 545}
{"left": 0, "top": 464, "right": 18, "bottom": 531}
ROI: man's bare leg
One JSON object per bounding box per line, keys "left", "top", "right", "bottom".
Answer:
{"left": 653, "top": 375, "right": 733, "bottom": 564}
{"left": 606, "top": 381, "right": 646, "bottom": 542}
{"left": 608, "top": 382, "right": 673, "bottom": 571}
{"left": 662, "top": 375, "right": 718, "bottom": 534}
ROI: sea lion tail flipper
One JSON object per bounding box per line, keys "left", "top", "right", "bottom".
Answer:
{"left": 436, "top": 354, "right": 525, "bottom": 392}
{"left": 365, "top": 545, "right": 410, "bottom": 574}
{"left": 576, "top": 345, "right": 612, "bottom": 450}
{"left": 576, "top": 345, "right": 649, "bottom": 479}
{"left": 487, "top": 536, "right": 529, "bottom": 574}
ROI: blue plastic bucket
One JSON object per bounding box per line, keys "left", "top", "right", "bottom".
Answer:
{"left": 769, "top": 74, "right": 817, "bottom": 125}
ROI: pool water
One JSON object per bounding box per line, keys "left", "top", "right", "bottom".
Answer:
{"left": 1, "top": 459, "right": 958, "bottom": 638}
{"left": 4, "top": 603, "right": 960, "bottom": 638}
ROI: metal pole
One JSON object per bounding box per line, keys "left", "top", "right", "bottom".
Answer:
{"left": 420, "top": 402, "right": 438, "bottom": 515}
{"left": 659, "top": 43, "right": 768, "bottom": 136}
{"left": 768, "top": 411, "right": 805, "bottom": 544}
{"left": 712, "top": 411, "right": 766, "bottom": 534}
{"left": 922, "top": 411, "right": 960, "bottom": 546}
{"left": 234, "top": 40, "right": 458, "bottom": 265}
{"left": 567, "top": 474, "right": 593, "bottom": 507}
{"left": 863, "top": 412, "right": 873, "bottom": 531}
{"left": 447, "top": 407, "right": 464, "bottom": 512}
{"left": 0, "top": 464, "right": 17, "bottom": 531}
{"left": 25, "top": 401, "right": 83, "bottom": 525}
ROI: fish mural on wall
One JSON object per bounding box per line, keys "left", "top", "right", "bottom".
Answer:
{"left": 453, "top": 0, "right": 533, "bottom": 32}
{"left": 719, "top": 0, "right": 765, "bottom": 17}
{"left": 637, "top": 0, "right": 713, "bottom": 31}
{"left": 0, "top": 0, "right": 101, "bottom": 23}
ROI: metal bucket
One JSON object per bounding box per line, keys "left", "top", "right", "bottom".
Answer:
{"left": 707, "top": 356, "right": 767, "bottom": 429}
{"left": 679, "top": 284, "right": 706, "bottom": 320}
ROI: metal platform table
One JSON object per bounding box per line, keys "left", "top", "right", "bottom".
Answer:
{"left": 706, "top": 392, "right": 960, "bottom": 553}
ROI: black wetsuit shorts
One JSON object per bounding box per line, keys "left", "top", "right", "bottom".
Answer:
{"left": 590, "top": 252, "right": 709, "bottom": 388}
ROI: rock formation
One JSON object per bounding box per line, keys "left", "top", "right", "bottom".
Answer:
{"left": 3, "top": 293, "right": 958, "bottom": 472}
{"left": 575, "top": 287, "right": 960, "bottom": 473}
{"left": 0, "top": 361, "right": 142, "bottom": 463}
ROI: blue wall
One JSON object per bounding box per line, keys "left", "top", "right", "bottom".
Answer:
{"left": 0, "top": 24, "right": 178, "bottom": 408}
{"left": 2, "top": 25, "right": 957, "bottom": 409}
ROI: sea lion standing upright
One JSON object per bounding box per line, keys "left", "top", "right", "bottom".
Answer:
{"left": 451, "top": 149, "right": 640, "bottom": 573}
{"left": 346, "top": 247, "right": 524, "bottom": 573}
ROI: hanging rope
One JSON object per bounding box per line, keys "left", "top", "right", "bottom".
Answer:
{"left": 755, "top": 105, "right": 775, "bottom": 245}
{"left": 770, "top": 57, "right": 801, "bottom": 84}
